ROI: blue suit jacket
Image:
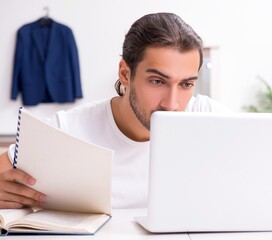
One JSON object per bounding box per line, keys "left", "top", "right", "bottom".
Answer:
{"left": 11, "top": 18, "right": 83, "bottom": 106}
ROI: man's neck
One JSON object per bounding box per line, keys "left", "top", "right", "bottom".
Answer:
{"left": 110, "top": 96, "right": 150, "bottom": 142}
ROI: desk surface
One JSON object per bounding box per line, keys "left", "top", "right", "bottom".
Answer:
{"left": 4, "top": 209, "right": 272, "bottom": 239}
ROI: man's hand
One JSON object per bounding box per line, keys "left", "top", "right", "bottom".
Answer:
{"left": 0, "top": 168, "right": 47, "bottom": 209}
{"left": 0, "top": 151, "right": 46, "bottom": 209}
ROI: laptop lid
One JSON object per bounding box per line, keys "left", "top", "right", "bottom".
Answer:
{"left": 136, "top": 111, "right": 272, "bottom": 233}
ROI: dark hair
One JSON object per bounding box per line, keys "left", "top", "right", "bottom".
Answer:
{"left": 115, "top": 12, "right": 203, "bottom": 96}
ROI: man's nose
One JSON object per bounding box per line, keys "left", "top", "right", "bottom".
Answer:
{"left": 160, "top": 89, "right": 179, "bottom": 111}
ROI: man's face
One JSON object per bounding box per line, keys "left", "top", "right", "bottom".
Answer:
{"left": 126, "top": 47, "right": 200, "bottom": 130}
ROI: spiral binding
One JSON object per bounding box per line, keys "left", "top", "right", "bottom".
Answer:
{"left": 13, "top": 107, "right": 23, "bottom": 168}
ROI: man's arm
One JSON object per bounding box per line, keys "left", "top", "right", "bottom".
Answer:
{"left": 0, "top": 151, "right": 46, "bottom": 209}
{"left": 0, "top": 151, "right": 12, "bottom": 172}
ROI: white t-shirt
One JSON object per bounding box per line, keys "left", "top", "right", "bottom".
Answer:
{"left": 8, "top": 95, "right": 230, "bottom": 209}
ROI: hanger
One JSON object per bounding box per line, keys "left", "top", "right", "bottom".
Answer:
{"left": 39, "top": 6, "right": 51, "bottom": 27}
{"left": 43, "top": 6, "right": 49, "bottom": 19}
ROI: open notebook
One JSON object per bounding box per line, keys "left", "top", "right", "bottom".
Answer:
{"left": 4, "top": 107, "right": 114, "bottom": 235}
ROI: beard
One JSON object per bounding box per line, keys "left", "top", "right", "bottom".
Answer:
{"left": 129, "top": 85, "right": 152, "bottom": 131}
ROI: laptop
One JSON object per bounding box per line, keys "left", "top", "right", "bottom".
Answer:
{"left": 136, "top": 111, "right": 272, "bottom": 233}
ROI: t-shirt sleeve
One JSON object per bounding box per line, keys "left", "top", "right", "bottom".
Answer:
{"left": 8, "top": 144, "right": 15, "bottom": 164}
{"left": 186, "top": 95, "right": 233, "bottom": 112}
{"left": 45, "top": 114, "right": 61, "bottom": 128}
{"left": 211, "top": 99, "right": 233, "bottom": 112}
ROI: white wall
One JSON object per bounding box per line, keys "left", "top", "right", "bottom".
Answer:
{"left": 1, "top": 0, "right": 272, "bottom": 134}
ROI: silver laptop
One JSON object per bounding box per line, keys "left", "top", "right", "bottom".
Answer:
{"left": 136, "top": 111, "right": 272, "bottom": 233}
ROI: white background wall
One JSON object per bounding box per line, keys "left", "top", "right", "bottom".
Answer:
{"left": 1, "top": 0, "right": 272, "bottom": 134}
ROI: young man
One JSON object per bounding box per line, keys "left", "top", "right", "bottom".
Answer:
{"left": 0, "top": 12, "right": 228, "bottom": 209}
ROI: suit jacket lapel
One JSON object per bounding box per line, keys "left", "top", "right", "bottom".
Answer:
{"left": 46, "top": 20, "right": 56, "bottom": 63}
{"left": 31, "top": 19, "right": 55, "bottom": 63}
{"left": 31, "top": 21, "right": 45, "bottom": 62}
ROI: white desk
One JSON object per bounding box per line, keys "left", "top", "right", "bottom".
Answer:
{"left": 4, "top": 209, "right": 272, "bottom": 239}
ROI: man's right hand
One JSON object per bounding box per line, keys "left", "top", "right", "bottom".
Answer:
{"left": 0, "top": 152, "right": 46, "bottom": 209}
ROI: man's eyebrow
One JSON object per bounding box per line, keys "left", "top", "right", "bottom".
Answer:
{"left": 146, "top": 68, "right": 198, "bottom": 81}
{"left": 146, "top": 69, "right": 170, "bottom": 79}
{"left": 182, "top": 76, "right": 198, "bottom": 81}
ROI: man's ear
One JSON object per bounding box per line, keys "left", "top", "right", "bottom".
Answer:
{"left": 118, "top": 59, "right": 131, "bottom": 88}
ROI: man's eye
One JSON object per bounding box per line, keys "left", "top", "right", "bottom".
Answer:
{"left": 181, "top": 82, "right": 194, "bottom": 89}
{"left": 150, "top": 79, "right": 164, "bottom": 85}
